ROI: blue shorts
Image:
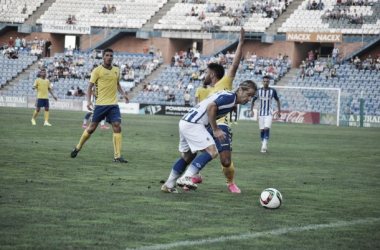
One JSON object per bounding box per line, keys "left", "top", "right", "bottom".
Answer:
{"left": 35, "top": 99, "right": 49, "bottom": 108}
{"left": 92, "top": 105, "right": 121, "bottom": 124}
{"left": 207, "top": 124, "right": 233, "bottom": 152}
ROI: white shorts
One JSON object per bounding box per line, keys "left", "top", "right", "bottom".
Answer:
{"left": 259, "top": 115, "right": 273, "bottom": 130}
{"left": 178, "top": 120, "right": 215, "bottom": 154}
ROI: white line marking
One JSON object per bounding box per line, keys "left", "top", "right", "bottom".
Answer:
{"left": 125, "top": 217, "right": 380, "bottom": 250}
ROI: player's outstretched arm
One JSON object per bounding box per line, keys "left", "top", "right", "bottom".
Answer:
{"left": 227, "top": 27, "right": 245, "bottom": 78}
{"left": 87, "top": 82, "right": 94, "bottom": 111}
{"left": 117, "top": 82, "right": 129, "bottom": 103}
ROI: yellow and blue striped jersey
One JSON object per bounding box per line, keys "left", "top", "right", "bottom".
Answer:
{"left": 90, "top": 65, "right": 120, "bottom": 105}
{"left": 33, "top": 78, "right": 51, "bottom": 99}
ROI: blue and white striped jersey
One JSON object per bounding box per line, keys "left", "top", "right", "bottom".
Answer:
{"left": 182, "top": 90, "right": 236, "bottom": 126}
{"left": 252, "top": 87, "right": 279, "bottom": 116}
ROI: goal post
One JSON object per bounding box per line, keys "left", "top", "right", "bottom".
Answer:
{"left": 272, "top": 86, "right": 342, "bottom": 127}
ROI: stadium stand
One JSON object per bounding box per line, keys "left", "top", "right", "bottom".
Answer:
{"left": 37, "top": 0, "right": 168, "bottom": 28}
{"left": 284, "top": 55, "right": 380, "bottom": 116}
{"left": 278, "top": 0, "right": 380, "bottom": 34}
{"left": 154, "top": 0, "right": 292, "bottom": 32}
{"left": 131, "top": 52, "right": 292, "bottom": 106}
{"left": 0, "top": 0, "right": 45, "bottom": 23}
{"left": 2, "top": 52, "right": 161, "bottom": 99}
{"left": 0, "top": 49, "right": 38, "bottom": 89}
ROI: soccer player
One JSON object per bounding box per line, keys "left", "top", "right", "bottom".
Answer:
{"left": 161, "top": 81, "right": 257, "bottom": 193}
{"left": 31, "top": 68, "right": 57, "bottom": 126}
{"left": 194, "top": 27, "right": 245, "bottom": 193}
{"left": 194, "top": 83, "right": 210, "bottom": 104}
{"left": 250, "top": 75, "right": 281, "bottom": 153}
{"left": 70, "top": 48, "right": 129, "bottom": 163}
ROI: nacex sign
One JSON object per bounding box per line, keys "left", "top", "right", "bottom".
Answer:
{"left": 286, "top": 32, "right": 342, "bottom": 43}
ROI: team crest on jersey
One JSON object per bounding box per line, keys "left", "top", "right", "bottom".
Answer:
{"left": 206, "top": 137, "right": 210, "bottom": 141}
{"left": 114, "top": 71, "right": 118, "bottom": 76}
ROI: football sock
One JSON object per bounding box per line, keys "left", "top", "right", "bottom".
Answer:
{"left": 32, "top": 110, "right": 38, "bottom": 119}
{"left": 76, "top": 129, "right": 91, "bottom": 150}
{"left": 264, "top": 129, "right": 270, "bottom": 140}
{"left": 44, "top": 111, "right": 49, "bottom": 122}
{"left": 183, "top": 152, "right": 212, "bottom": 178}
{"left": 166, "top": 157, "right": 188, "bottom": 188}
{"left": 222, "top": 163, "right": 235, "bottom": 184}
{"left": 260, "top": 130, "right": 264, "bottom": 141}
{"left": 113, "top": 133, "right": 122, "bottom": 159}
{"left": 101, "top": 120, "right": 105, "bottom": 126}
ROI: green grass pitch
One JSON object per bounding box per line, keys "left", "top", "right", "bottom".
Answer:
{"left": 0, "top": 107, "right": 380, "bottom": 250}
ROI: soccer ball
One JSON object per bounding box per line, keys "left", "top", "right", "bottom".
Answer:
{"left": 260, "top": 188, "right": 283, "bottom": 209}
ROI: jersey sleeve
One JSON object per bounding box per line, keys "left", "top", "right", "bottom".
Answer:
{"left": 90, "top": 67, "right": 99, "bottom": 84}
{"left": 214, "top": 93, "right": 236, "bottom": 109}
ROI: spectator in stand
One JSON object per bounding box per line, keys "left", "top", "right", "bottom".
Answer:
{"left": 45, "top": 39, "right": 52, "bottom": 57}
{"left": 110, "top": 5, "right": 116, "bottom": 14}
{"left": 21, "top": 37, "right": 26, "bottom": 48}
{"left": 152, "top": 82, "right": 160, "bottom": 92}
{"left": 354, "top": 56, "right": 361, "bottom": 70}
{"left": 166, "top": 92, "right": 175, "bottom": 102}
{"left": 163, "top": 84, "right": 169, "bottom": 93}
{"left": 184, "top": 91, "right": 191, "bottom": 106}
{"left": 314, "top": 61, "right": 324, "bottom": 75}
{"left": 15, "top": 37, "right": 21, "bottom": 50}
{"left": 67, "top": 86, "right": 75, "bottom": 96}
{"left": 318, "top": 0, "right": 324, "bottom": 9}
{"left": 36, "top": 46, "right": 43, "bottom": 59}
{"left": 22, "top": 4, "right": 27, "bottom": 14}
{"left": 66, "top": 45, "right": 73, "bottom": 57}
{"left": 149, "top": 42, "right": 155, "bottom": 56}
{"left": 34, "top": 37, "right": 39, "bottom": 46}
{"left": 66, "top": 15, "right": 72, "bottom": 24}
{"left": 127, "top": 69, "right": 134, "bottom": 82}
{"left": 8, "top": 37, "right": 14, "bottom": 47}
{"left": 75, "top": 86, "right": 85, "bottom": 97}
{"left": 102, "top": 5, "right": 107, "bottom": 14}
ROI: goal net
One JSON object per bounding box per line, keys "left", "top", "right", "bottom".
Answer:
{"left": 272, "top": 86, "right": 342, "bottom": 126}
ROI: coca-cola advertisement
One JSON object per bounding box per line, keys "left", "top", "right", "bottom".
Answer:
{"left": 273, "top": 110, "right": 320, "bottom": 124}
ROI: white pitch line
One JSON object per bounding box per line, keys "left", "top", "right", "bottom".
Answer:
{"left": 125, "top": 217, "right": 380, "bottom": 250}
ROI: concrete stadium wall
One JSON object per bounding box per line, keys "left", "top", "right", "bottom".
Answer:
{"left": 242, "top": 41, "right": 316, "bottom": 68}
{"left": 0, "top": 29, "right": 65, "bottom": 56}
{"left": 108, "top": 34, "right": 193, "bottom": 64}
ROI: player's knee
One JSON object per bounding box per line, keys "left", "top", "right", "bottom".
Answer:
{"left": 209, "top": 149, "right": 218, "bottom": 159}
{"left": 221, "top": 158, "right": 231, "bottom": 168}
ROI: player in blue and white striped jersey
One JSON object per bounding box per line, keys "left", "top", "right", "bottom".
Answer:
{"left": 251, "top": 76, "right": 281, "bottom": 153}
{"left": 161, "top": 80, "right": 257, "bottom": 193}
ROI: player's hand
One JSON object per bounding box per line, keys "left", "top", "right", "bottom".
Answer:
{"left": 213, "top": 128, "right": 226, "bottom": 142}
{"left": 123, "top": 94, "right": 129, "bottom": 104}
{"left": 239, "top": 27, "right": 245, "bottom": 44}
{"left": 275, "top": 111, "right": 281, "bottom": 119}
{"left": 87, "top": 101, "right": 93, "bottom": 111}
{"left": 54, "top": 97, "right": 57, "bottom": 101}
{"left": 250, "top": 110, "right": 254, "bottom": 117}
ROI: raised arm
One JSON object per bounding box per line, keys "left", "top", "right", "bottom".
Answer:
{"left": 227, "top": 27, "right": 245, "bottom": 78}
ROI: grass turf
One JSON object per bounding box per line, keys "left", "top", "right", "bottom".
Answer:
{"left": 0, "top": 107, "right": 379, "bottom": 250}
